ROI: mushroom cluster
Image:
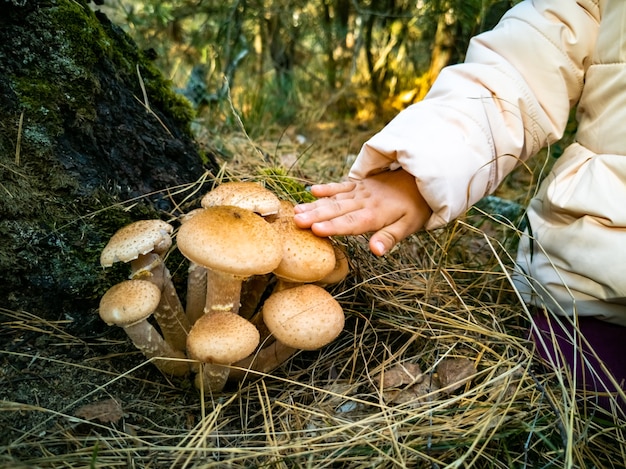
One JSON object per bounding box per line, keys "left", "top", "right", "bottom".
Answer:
{"left": 98, "top": 181, "right": 349, "bottom": 392}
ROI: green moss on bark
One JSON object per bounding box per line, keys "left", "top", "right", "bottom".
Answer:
{"left": 0, "top": 0, "right": 216, "bottom": 320}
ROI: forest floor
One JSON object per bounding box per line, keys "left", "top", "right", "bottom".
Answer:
{"left": 1, "top": 116, "right": 625, "bottom": 468}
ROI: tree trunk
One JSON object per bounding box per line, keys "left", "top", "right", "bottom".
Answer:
{"left": 0, "top": 0, "right": 218, "bottom": 326}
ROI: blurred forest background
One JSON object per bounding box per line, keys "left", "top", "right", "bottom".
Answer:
{"left": 99, "top": 0, "right": 513, "bottom": 139}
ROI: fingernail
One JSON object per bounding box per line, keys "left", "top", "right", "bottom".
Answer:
{"left": 374, "top": 241, "right": 386, "bottom": 256}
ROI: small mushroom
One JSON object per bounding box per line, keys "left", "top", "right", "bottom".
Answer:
{"left": 100, "top": 220, "right": 190, "bottom": 352}
{"left": 239, "top": 284, "right": 344, "bottom": 376}
{"left": 100, "top": 219, "right": 173, "bottom": 269}
{"left": 201, "top": 181, "right": 281, "bottom": 216}
{"left": 176, "top": 205, "right": 283, "bottom": 316}
{"left": 186, "top": 311, "right": 260, "bottom": 392}
{"left": 263, "top": 284, "right": 344, "bottom": 350}
{"left": 99, "top": 280, "right": 189, "bottom": 376}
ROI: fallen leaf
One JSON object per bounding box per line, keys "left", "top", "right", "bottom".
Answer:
{"left": 74, "top": 398, "right": 124, "bottom": 424}
{"left": 436, "top": 358, "right": 477, "bottom": 394}
{"left": 386, "top": 377, "right": 441, "bottom": 405}
{"left": 374, "top": 363, "right": 441, "bottom": 405}
{"left": 375, "top": 363, "right": 423, "bottom": 389}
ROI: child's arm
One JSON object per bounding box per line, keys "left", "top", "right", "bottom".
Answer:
{"left": 293, "top": 168, "right": 431, "bottom": 256}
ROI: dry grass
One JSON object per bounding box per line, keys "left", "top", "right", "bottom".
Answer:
{"left": 1, "top": 123, "right": 625, "bottom": 469}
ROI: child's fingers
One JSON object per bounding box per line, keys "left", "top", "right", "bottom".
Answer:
{"left": 294, "top": 198, "right": 364, "bottom": 230}
{"left": 308, "top": 181, "right": 356, "bottom": 198}
{"left": 369, "top": 227, "right": 403, "bottom": 256}
{"left": 308, "top": 209, "right": 377, "bottom": 237}
{"left": 369, "top": 212, "right": 428, "bottom": 256}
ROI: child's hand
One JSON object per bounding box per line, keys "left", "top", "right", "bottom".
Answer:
{"left": 293, "top": 168, "right": 432, "bottom": 256}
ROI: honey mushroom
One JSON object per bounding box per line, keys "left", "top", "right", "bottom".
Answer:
{"left": 99, "top": 280, "right": 189, "bottom": 376}
{"left": 186, "top": 311, "right": 260, "bottom": 392}
{"left": 198, "top": 181, "right": 282, "bottom": 322}
{"left": 100, "top": 219, "right": 191, "bottom": 352}
{"left": 230, "top": 284, "right": 345, "bottom": 381}
{"left": 269, "top": 200, "right": 337, "bottom": 292}
{"left": 200, "top": 181, "right": 281, "bottom": 217}
{"left": 176, "top": 205, "right": 283, "bottom": 317}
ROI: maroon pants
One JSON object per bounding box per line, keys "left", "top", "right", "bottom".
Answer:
{"left": 530, "top": 310, "right": 626, "bottom": 415}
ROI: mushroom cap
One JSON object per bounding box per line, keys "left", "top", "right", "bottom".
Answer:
{"left": 99, "top": 279, "right": 161, "bottom": 326}
{"left": 176, "top": 205, "right": 283, "bottom": 277}
{"left": 179, "top": 207, "right": 205, "bottom": 224}
{"left": 187, "top": 311, "right": 260, "bottom": 364}
{"left": 262, "top": 284, "right": 345, "bottom": 350}
{"left": 100, "top": 219, "right": 173, "bottom": 267}
{"left": 317, "top": 243, "right": 350, "bottom": 285}
{"left": 270, "top": 201, "right": 336, "bottom": 283}
{"left": 201, "top": 181, "right": 281, "bottom": 216}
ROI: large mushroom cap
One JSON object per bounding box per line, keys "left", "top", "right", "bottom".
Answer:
{"left": 201, "top": 181, "right": 281, "bottom": 216}
{"left": 176, "top": 205, "right": 283, "bottom": 277}
{"left": 187, "top": 312, "right": 260, "bottom": 364}
{"left": 100, "top": 219, "right": 173, "bottom": 267}
{"left": 271, "top": 201, "right": 336, "bottom": 283}
{"left": 99, "top": 279, "right": 161, "bottom": 326}
{"left": 262, "top": 284, "right": 345, "bottom": 350}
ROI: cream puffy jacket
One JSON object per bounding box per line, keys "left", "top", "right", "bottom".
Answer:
{"left": 349, "top": 0, "right": 626, "bottom": 325}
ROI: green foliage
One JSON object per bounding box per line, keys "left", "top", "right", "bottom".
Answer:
{"left": 102, "top": 0, "right": 508, "bottom": 129}
{"left": 259, "top": 166, "right": 316, "bottom": 204}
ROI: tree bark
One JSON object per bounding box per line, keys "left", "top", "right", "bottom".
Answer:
{"left": 0, "top": 0, "right": 218, "bottom": 326}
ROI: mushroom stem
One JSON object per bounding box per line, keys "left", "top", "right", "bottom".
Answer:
{"left": 155, "top": 268, "right": 191, "bottom": 352}
{"left": 131, "top": 254, "right": 191, "bottom": 351}
{"left": 186, "top": 262, "right": 207, "bottom": 325}
{"left": 229, "top": 341, "right": 297, "bottom": 382}
{"left": 124, "top": 320, "right": 190, "bottom": 376}
{"left": 272, "top": 279, "right": 301, "bottom": 294}
{"left": 204, "top": 269, "right": 244, "bottom": 315}
{"left": 194, "top": 363, "right": 230, "bottom": 393}
{"left": 99, "top": 280, "right": 189, "bottom": 377}
{"left": 238, "top": 274, "right": 272, "bottom": 320}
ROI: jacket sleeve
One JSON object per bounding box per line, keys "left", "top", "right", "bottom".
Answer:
{"left": 349, "top": 0, "right": 600, "bottom": 230}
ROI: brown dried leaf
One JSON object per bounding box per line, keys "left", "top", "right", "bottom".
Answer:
{"left": 375, "top": 363, "right": 423, "bottom": 389}
{"left": 74, "top": 398, "right": 124, "bottom": 424}
{"left": 385, "top": 377, "right": 441, "bottom": 405}
{"left": 436, "top": 358, "right": 477, "bottom": 394}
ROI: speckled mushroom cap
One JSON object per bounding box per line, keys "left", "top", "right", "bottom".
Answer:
{"left": 262, "top": 284, "right": 345, "bottom": 350}
{"left": 100, "top": 219, "right": 173, "bottom": 267}
{"left": 99, "top": 279, "right": 161, "bottom": 326}
{"left": 270, "top": 200, "right": 336, "bottom": 283}
{"left": 187, "top": 311, "right": 260, "bottom": 364}
{"left": 317, "top": 243, "right": 350, "bottom": 285}
{"left": 176, "top": 205, "right": 283, "bottom": 277}
{"left": 201, "top": 181, "right": 281, "bottom": 216}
